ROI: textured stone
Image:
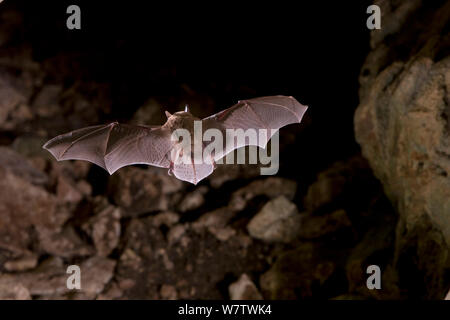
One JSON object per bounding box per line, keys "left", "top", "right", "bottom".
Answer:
{"left": 303, "top": 156, "right": 370, "bottom": 212}
{"left": 208, "top": 163, "right": 261, "bottom": 188}
{"left": 354, "top": 0, "right": 450, "bottom": 299}
{"left": 37, "top": 226, "right": 94, "bottom": 258}
{"left": 260, "top": 243, "right": 335, "bottom": 299}
{"left": 247, "top": 196, "right": 301, "bottom": 243}
{"left": 0, "top": 146, "right": 48, "bottom": 186}
{"left": 152, "top": 211, "right": 180, "bottom": 227}
{"left": 4, "top": 255, "right": 38, "bottom": 272}
{"left": 0, "top": 166, "right": 68, "bottom": 255}
{"left": 32, "top": 84, "right": 62, "bottom": 117}
{"left": 56, "top": 175, "right": 83, "bottom": 205}
{"left": 82, "top": 197, "right": 121, "bottom": 257}
{"left": 160, "top": 284, "right": 178, "bottom": 300}
{"left": 78, "top": 256, "right": 116, "bottom": 298}
{"left": 298, "top": 209, "right": 351, "bottom": 239}
{"left": 178, "top": 186, "right": 208, "bottom": 212}
{"left": 12, "top": 135, "right": 51, "bottom": 160}
{"left": 0, "top": 256, "right": 115, "bottom": 299}
{"left": 0, "top": 281, "right": 31, "bottom": 300}
{"left": 229, "top": 274, "right": 263, "bottom": 300}
{"left": 109, "top": 167, "right": 184, "bottom": 216}
{"left": 230, "top": 177, "right": 297, "bottom": 211}
{"left": 0, "top": 73, "right": 32, "bottom": 130}
{"left": 191, "top": 207, "right": 237, "bottom": 241}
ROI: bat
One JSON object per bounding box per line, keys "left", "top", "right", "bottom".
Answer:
{"left": 43, "top": 95, "right": 308, "bottom": 184}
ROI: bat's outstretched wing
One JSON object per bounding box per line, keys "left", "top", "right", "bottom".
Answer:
{"left": 202, "top": 95, "right": 308, "bottom": 160}
{"left": 43, "top": 96, "right": 307, "bottom": 185}
{"left": 43, "top": 122, "right": 172, "bottom": 174}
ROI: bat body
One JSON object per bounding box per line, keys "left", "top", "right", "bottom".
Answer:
{"left": 43, "top": 96, "right": 308, "bottom": 184}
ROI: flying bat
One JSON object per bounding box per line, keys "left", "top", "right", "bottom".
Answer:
{"left": 43, "top": 95, "right": 308, "bottom": 184}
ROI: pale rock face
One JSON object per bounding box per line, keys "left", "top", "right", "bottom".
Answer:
{"left": 355, "top": 57, "right": 450, "bottom": 244}
{"left": 247, "top": 195, "right": 301, "bottom": 243}
{"left": 229, "top": 274, "right": 263, "bottom": 300}
{"left": 354, "top": 0, "right": 450, "bottom": 299}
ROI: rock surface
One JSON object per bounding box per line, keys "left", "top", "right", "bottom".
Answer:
{"left": 108, "top": 167, "right": 184, "bottom": 216}
{"left": 229, "top": 274, "right": 263, "bottom": 300}
{"left": 354, "top": 0, "right": 450, "bottom": 299}
{"left": 247, "top": 196, "right": 301, "bottom": 243}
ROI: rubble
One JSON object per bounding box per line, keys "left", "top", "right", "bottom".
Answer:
{"left": 229, "top": 274, "right": 263, "bottom": 300}
{"left": 247, "top": 196, "right": 301, "bottom": 243}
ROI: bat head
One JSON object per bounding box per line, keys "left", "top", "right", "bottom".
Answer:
{"left": 163, "top": 109, "right": 198, "bottom": 133}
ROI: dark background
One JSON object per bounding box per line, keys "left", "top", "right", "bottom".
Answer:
{"left": 11, "top": 0, "right": 372, "bottom": 184}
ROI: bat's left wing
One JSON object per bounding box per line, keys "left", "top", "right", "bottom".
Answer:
{"left": 202, "top": 95, "right": 308, "bottom": 161}
{"left": 43, "top": 122, "right": 173, "bottom": 174}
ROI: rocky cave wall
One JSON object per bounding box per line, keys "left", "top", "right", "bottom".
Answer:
{"left": 355, "top": 0, "right": 450, "bottom": 298}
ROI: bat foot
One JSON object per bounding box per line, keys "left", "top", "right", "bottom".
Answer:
{"left": 168, "top": 162, "right": 174, "bottom": 176}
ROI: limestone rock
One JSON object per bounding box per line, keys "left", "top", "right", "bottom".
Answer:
{"left": 108, "top": 166, "right": 184, "bottom": 216}
{"left": 178, "top": 186, "right": 208, "bottom": 212}
{"left": 0, "top": 72, "right": 32, "bottom": 130}
{"left": 247, "top": 196, "right": 301, "bottom": 243}
{"left": 0, "top": 256, "right": 115, "bottom": 299}
{"left": 229, "top": 274, "right": 263, "bottom": 300}
{"left": 82, "top": 197, "right": 122, "bottom": 257}
{"left": 298, "top": 209, "right": 351, "bottom": 239}
{"left": 160, "top": 284, "right": 178, "bottom": 300}
{"left": 78, "top": 256, "right": 116, "bottom": 298}
{"left": 4, "top": 255, "right": 38, "bottom": 272}
{"left": 354, "top": 0, "right": 450, "bottom": 298}
{"left": 151, "top": 211, "right": 180, "bottom": 228}
{"left": 208, "top": 163, "right": 261, "bottom": 188}
{"left": 0, "top": 166, "right": 68, "bottom": 255}
{"left": 0, "top": 281, "right": 31, "bottom": 300}
{"left": 32, "top": 84, "right": 62, "bottom": 117}
{"left": 260, "top": 243, "right": 335, "bottom": 299}
{"left": 230, "top": 177, "right": 296, "bottom": 211}
{"left": 37, "top": 226, "right": 94, "bottom": 258}
{"left": 303, "top": 156, "right": 370, "bottom": 212}
{"left": 191, "top": 206, "right": 237, "bottom": 241}
{"left": 0, "top": 146, "right": 48, "bottom": 186}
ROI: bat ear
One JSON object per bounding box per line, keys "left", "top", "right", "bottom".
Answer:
{"left": 184, "top": 105, "right": 190, "bottom": 113}
{"left": 165, "top": 111, "right": 172, "bottom": 118}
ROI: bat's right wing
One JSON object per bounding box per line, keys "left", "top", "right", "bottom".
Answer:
{"left": 43, "top": 122, "right": 173, "bottom": 174}
{"left": 202, "top": 95, "right": 308, "bottom": 161}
